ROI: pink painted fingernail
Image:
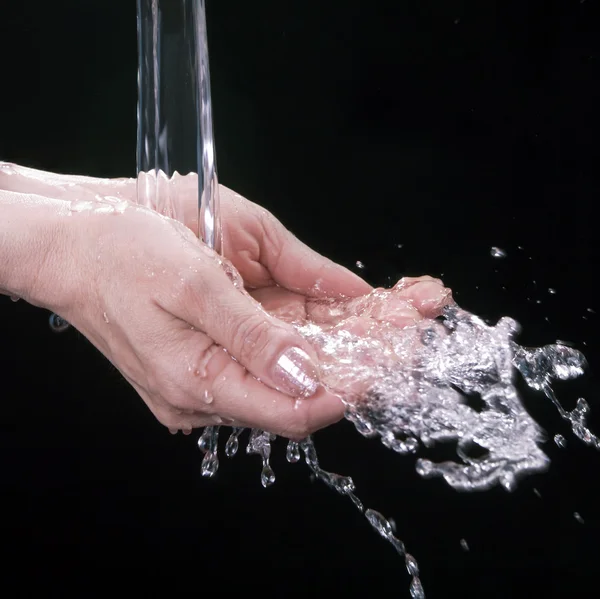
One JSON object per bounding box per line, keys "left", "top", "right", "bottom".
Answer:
{"left": 272, "top": 347, "right": 320, "bottom": 398}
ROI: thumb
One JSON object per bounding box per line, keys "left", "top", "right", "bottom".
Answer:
{"left": 172, "top": 260, "right": 321, "bottom": 399}
{"left": 219, "top": 185, "right": 372, "bottom": 299}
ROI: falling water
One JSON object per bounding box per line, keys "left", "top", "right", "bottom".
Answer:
{"left": 136, "top": 0, "right": 221, "bottom": 250}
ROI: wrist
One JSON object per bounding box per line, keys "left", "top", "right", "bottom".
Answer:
{"left": 0, "top": 190, "right": 76, "bottom": 312}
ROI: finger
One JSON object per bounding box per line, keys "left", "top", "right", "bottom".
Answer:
{"left": 163, "top": 331, "right": 343, "bottom": 438}
{"left": 208, "top": 355, "right": 345, "bottom": 439}
{"left": 161, "top": 256, "right": 322, "bottom": 399}
{"left": 127, "top": 376, "right": 216, "bottom": 430}
{"left": 392, "top": 276, "right": 454, "bottom": 318}
{"left": 306, "top": 291, "right": 422, "bottom": 328}
{"left": 220, "top": 185, "right": 371, "bottom": 299}
{"left": 0, "top": 162, "right": 135, "bottom": 201}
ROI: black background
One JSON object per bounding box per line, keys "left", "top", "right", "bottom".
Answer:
{"left": 1, "top": 1, "right": 599, "bottom": 596}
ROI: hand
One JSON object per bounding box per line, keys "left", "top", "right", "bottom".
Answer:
{"left": 0, "top": 164, "right": 370, "bottom": 438}
{"left": 251, "top": 275, "right": 454, "bottom": 401}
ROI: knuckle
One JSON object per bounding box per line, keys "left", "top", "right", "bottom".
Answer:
{"left": 168, "top": 266, "right": 209, "bottom": 311}
{"left": 171, "top": 269, "right": 196, "bottom": 303}
{"left": 258, "top": 208, "right": 287, "bottom": 255}
{"left": 147, "top": 364, "right": 190, "bottom": 412}
{"left": 209, "top": 365, "right": 230, "bottom": 399}
{"left": 233, "top": 313, "right": 273, "bottom": 365}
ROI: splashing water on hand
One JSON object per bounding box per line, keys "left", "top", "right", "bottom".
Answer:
{"left": 196, "top": 285, "right": 597, "bottom": 599}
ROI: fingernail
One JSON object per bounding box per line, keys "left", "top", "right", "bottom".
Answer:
{"left": 272, "top": 347, "right": 320, "bottom": 398}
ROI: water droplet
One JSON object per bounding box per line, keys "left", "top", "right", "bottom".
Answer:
{"left": 321, "top": 472, "right": 355, "bottom": 494}
{"left": 10, "top": 296, "right": 19, "bottom": 302}
{"left": 286, "top": 441, "right": 300, "bottom": 463}
{"left": 396, "top": 244, "right": 404, "bottom": 249}
{"left": 197, "top": 427, "right": 216, "bottom": 453}
{"left": 490, "top": 246, "right": 506, "bottom": 258}
{"left": 69, "top": 200, "right": 94, "bottom": 213}
{"left": 225, "top": 432, "right": 240, "bottom": 457}
{"left": 574, "top": 511, "right": 584, "bottom": 524}
{"left": 365, "top": 509, "right": 395, "bottom": 539}
{"left": 533, "top": 488, "right": 542, "bottom": 498}
{"left": 556, "top": 340, "right": 575, "bottom": 347}
{"left": 548, "top": 288, "right": 557, "bottom": 295}
{"left": 203, "top": 389, "right": 214, "bottom": 404}
{"left": 346, "top": 411, "right": 377, "bottom": 438}
{"left": 201, "top": 452, "right": 219, "bottom": 477}
{"left": 114, "top": 200, "right": 128, "bottom": 214}
{"left": 388, "top": 517, "right": 397, "bottom": 533}
{"left": 460, "top": 538, "right": 470, "bottom": 551}
{"left": 405, "top": 554, "right": 419, "bottom": 576}
{"left": 103, "top": 312, "right": 109, "bottom": 324}
{"left": 355, "top": 260, "right": 365, "bottom": 269}
{"left": 500, "top": 472, "right": 517, "bottom": 492}
{"left": 409, "top": 577, "right": 425, "bottom": 599}
{"left": 260, "top": 465, "right": 276, "bottom": 487}
{"left": 554, "top": 434, "right": 567, "bottom": 448}
{"left": 0, "top": 162, "right": 15, "bottom": 175}
{"left": 49, "top": 313, "right": 70, "bottom": 333}
{"left": 311, "top": 278, "right": 324, "bottom": 294}
{"left": 586, "top": 307, "right": 595, "bottom": 314}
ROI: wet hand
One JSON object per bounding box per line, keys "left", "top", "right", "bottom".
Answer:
{"left": 0, "top": 165, "right": 370, "bottom": 438}
{"left": 253, "top": 276, "right": 454, "bottom": 400}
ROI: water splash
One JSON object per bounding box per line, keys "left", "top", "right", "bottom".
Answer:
{"left": 247, "top": 429, "right": 276, "bottom": 488}
{"left": 225, "top": 427, "right": 243, "bottom": 457}
{"left": 297, "top": 304, "right": 564, "bottom": 492}
{"left": 195, "top": 293, "right": 597, "bottom": 598}
{"left": 197, "top": 426, "right": 219, "bottom": 477}
{"left": 69, "top": 194, "right": 129, "bottom": 215}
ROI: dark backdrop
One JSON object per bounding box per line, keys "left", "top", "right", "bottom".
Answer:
{"left": 1, "top": 1, "right": 598, "bottom": 596}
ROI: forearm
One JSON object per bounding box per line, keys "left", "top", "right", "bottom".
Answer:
{"left": 0, "top": 189, "right": 73, "bottom": 310}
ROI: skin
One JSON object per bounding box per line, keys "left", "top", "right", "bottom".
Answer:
{"left": 0, "top": 163, "right": 452, "bottom": 439}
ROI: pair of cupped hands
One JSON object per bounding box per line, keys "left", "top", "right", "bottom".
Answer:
{"left": 1, "top": 165, "right": 452, "bottom": 439}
